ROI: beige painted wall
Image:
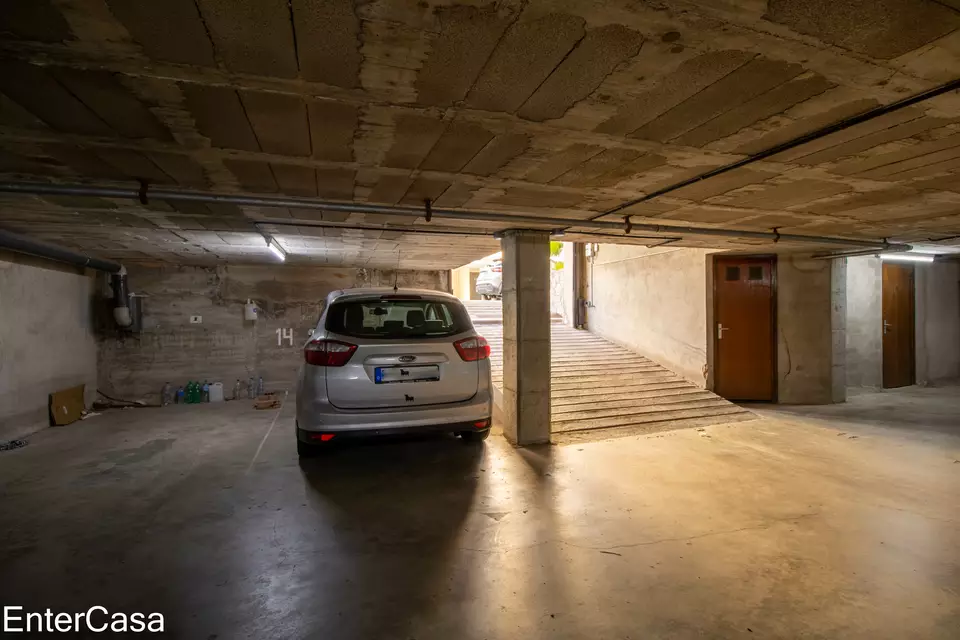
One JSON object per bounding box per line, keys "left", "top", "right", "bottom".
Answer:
{"left": 587, "top": 245, "right": 717, "bottom": 386}
{"left": 451, "top": 265, "right": 471, "bottom": 300}
{"left": 588, "top": 245, "right": 847, "bottom": 403}
{"left": 0, "top": 252, "right": 98, "bottom": 439}
{"left": 560, "top": 242, "right": 576, "bottom": 326}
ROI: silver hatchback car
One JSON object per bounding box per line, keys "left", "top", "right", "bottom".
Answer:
{"left": 295, "top": 288, "right": 493, "bottom": 455}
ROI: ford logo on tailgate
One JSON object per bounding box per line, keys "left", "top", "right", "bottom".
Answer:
{"left": 398, "top": 355, "right": 417, "bottom": 363}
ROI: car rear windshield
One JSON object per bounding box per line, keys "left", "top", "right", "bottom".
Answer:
{"left": 325, "top": 298, "right": 471, "bottom": 339}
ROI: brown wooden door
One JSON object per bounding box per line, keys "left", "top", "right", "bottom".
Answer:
{"left": 882, "top": 262, "right": 915, "bottom": 388}
{"left": 714, "top": 256, "right": 776, "bottom": 401}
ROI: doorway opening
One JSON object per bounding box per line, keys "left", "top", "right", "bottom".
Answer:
{"left": 713, "top": 255, "right": 777, "bottom": 402}
{"left": 882, "top": 262, "right": 916, "bottom": 389}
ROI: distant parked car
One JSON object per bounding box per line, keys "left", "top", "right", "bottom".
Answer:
{"left": 296, "top": 288, "right": 493, "bottom": 456}
{"left": 475, "top": 260, "right": 502, "bottom": 299}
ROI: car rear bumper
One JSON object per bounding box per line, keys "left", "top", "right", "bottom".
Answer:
{"left": 298, "top": 419, "right": 490, "bottom": 442}
{"left": 475, "top": 282, "right": 500, "bottom": 295}
{"left": 296, "top": 387, "right": 492, "bottom": 433}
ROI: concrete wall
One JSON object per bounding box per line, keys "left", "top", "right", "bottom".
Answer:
{"left": 0, "top": 252, "right": 97, "bottom": 439}
{"left": 845, "top": 256, "right": 883, "bottom": 389}
{"left": 844, "top": 258, "right": 959, "bottom": 389}
{"left": 587, "top": 245, "right": 717, "bottom": 386}
{"left": 500, "top": 230, "right": 551, "bottom": 445}
{"left": 916, "top": 261, "right": 960, "bottom": 385}
{"left": 97, "top": 265, "right": 449, "bottom": 401}
{"left": 777, "top": 255, "right": 845, "bottom": 404}
{"left": 585, "top": 245, "right": 848, "bottom": 403}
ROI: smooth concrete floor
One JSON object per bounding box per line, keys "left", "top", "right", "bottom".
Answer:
{"left": 1, "top": 388, "right": 958, "bottom": 639}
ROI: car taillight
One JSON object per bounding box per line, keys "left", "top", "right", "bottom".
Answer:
{"left": 304, "top": 339, "right": 357, "bottom": 367}
{"left": 454, "top": 336, "right": 490, "bottom": 361}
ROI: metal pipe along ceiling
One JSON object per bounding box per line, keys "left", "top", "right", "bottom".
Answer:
{"left": 0, "top": 181, "right": 910, "bottom": 251}
{"left": 0, "top": 227, "right": 122, "bottom": 272}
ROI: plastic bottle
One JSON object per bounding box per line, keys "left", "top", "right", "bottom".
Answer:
{"left": 202, "top": 380, "right": 210, "bottom": 403}
{"left": 256, "top": 376, "right": 264, "bottom": 396}
{"left": 161, "top": 382, "right": 172, "bottom": 406}
{"left": 247, "top": 377, "right": 256, "bottom": 399}
{"left": 176, "top": 386, "right": 185, "bottom": 404}
{"left": 233, "top": 379, "right": 242, "bottom": 401}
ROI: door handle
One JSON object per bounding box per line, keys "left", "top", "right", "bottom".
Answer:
{"left": 718, "top": 323, "right": 730, "bottom": 340}
{"left": 883, "top": 320, "right": 892, "bottom": 335}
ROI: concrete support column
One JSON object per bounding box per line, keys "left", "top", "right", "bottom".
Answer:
{"left": 501, "top": 230, "right": 551, "bottom": 445}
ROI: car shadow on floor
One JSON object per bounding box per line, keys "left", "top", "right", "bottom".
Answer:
{"left": 296, "top": 434, "right": 484, "bottom": 638}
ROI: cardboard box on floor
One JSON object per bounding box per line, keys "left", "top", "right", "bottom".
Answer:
{"left": 50, "top": 384, "right": 85, "bottom": 426}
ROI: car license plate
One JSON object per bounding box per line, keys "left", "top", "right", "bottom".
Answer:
{"left": 375, "top": 365, "right": 440, "bottom": 384}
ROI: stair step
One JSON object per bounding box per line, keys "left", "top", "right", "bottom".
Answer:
{"left": 552, "top": 412, "right": 757, "bottom": 439}
{"left": 553, "top": 397, "right": 731, "bottom": 421}
{"left": 552, "top": 405, "right": 751, "bottom": 433}
{"left": 552, "top": 388, "right": 716, "bottom": 409}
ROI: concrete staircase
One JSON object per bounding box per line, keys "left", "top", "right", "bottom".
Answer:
{"left": 464, "top": 301, "right": 754, "bottom": 437}
{"left": 461, "top": 299, "right": 563, "bottom": 325}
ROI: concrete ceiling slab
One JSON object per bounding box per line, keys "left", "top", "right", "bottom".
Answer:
{"left": 292, "top": 0, "right": 361, "bottom": 88}
{"left": 765, "top": 0, "right": 960, "bottom": 60}
{"left": 2, "top": 0, "right": 960, "bottom": 268}
{"left": 195, "top": 0, "right": 298, "bottom": 77}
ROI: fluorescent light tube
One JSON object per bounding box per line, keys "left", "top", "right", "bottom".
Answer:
{"left": 881, "top": 253, "right": 934, "bottom": 263}
{"left": 267, "top": 237, "right": 286, "bottom": 261}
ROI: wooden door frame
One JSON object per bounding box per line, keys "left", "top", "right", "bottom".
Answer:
{"left": 711, "top": 254, "right": 779, "bottom": 402}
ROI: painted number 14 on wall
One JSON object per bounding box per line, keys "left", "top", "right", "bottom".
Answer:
{"left": 276, "top": 328, "right": 294, "bottom": 347}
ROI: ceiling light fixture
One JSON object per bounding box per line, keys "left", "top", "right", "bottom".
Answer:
{"left": 266, "top": 237, "right": 286, "bottom": 262}
{"left": 880, "top": 253, "right": 934, "bottom": 263}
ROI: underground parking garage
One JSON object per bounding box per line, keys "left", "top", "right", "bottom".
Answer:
{"left": 2, "top": 0, "right": 960, "bottom": 637}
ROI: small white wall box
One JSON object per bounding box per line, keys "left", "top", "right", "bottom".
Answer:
{"left": 190, "top": 315, "right": 202, "bottom": 324}
{"left": 244, "top": 300, "right": 259, "bottom": 321}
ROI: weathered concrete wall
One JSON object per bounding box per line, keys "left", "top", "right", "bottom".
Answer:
{"left": 97, "top": 265, "right": 449, "bottom": 401}
{"left": 777, "top": 256, "right": 845, "bottom": 404}
{"left": 588, "top": 245, "right": 717, "bottom": 386}
{"left": 845, "top": 256, "right": 883, "bottom": 389}
{"left": 0, "top": 252, "right": 97, "bottom": 439}
{"left": 830, "top": 258, "right": 847, "bottom": 404}
{"left": 916, "top": 261, "right": 960, "bottom": 385}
